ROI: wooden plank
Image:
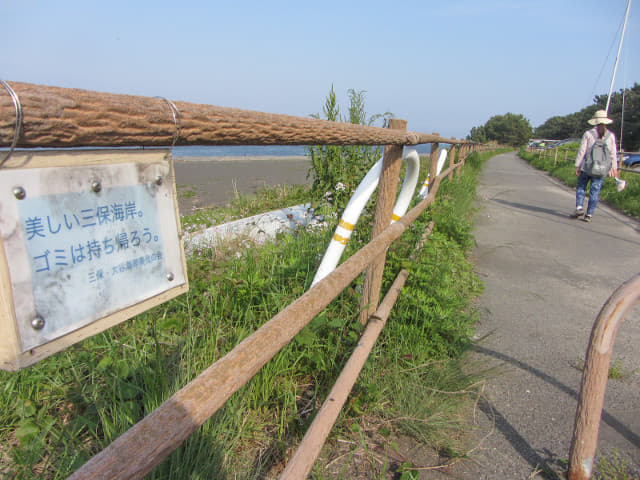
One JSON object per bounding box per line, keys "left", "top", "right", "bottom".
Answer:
{"left": 280, "top": 270, "right": 409, "bottom": 480}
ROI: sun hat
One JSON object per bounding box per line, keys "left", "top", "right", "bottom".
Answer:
{"left": 588, "top": 110, "right": 613, "bottom": 125}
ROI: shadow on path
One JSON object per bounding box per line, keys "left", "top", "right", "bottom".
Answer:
{"left": 491, "top": 198, "right": 640, "bottom": 247}
{"left": 472, "top": 345, "right": 640, "bottom": 452}
{"left": 478, "top": 399, "right": 563, "bottom": 480}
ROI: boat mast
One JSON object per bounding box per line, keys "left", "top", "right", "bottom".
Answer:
{"left": 605, "top": 0, "right": 632, "bottom": 113}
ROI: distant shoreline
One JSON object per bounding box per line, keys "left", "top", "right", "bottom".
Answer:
{"left": 173, "top": 154, "right": 310, "bottom": 162}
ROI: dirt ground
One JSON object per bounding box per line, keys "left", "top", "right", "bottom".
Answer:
{"left": 172, "top": 156, "right": 311, "bottom": 214}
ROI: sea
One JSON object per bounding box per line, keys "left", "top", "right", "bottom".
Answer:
{"left": 3, "top": 144, "right": 432, "bottom": 159}
{"left": 172, "top": 144, "right": 432, "bottom": 158}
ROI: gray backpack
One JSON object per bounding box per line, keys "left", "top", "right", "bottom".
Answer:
{"left": 583, "top": 132, "right": 612, "bottom": 177}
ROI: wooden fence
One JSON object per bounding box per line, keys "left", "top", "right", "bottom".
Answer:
{"left": 525, "top": 145, "right": 640, "bottom": 174}
{"left": 1, "top": 81, "right": 489, "bottom": 479}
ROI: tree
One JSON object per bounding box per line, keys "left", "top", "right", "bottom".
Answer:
{"left": 468, "top": 113, "right": 533, "bottom": 147}
{"left": 535, "top": 83, "right": 640, "bottom": 151}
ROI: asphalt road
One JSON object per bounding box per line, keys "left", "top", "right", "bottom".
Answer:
{"left": 461, "top": 152, "right": 640, "bottom": 479}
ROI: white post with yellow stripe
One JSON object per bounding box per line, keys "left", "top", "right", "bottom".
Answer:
{"left": 311, "top": 149, "right": 420, "bottom": 286}
{"left": 417, "top": 148, "right": 448, "bottom": 199}
{"left": 391, "top": 149, "right": 420, "bottom": 224}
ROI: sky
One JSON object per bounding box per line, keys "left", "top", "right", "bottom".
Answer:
{"left": 2, "top": 0, "right": 639, "bottom": 140}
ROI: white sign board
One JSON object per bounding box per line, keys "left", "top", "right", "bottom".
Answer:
{"left": 0, "top": 154, "right": 186, "bottom": 354}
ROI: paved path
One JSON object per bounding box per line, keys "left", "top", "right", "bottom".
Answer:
{"left": 462, "top": 152, "right": 640, "bottom": 478}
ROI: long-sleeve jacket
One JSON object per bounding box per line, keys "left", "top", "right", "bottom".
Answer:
{"left": 575, "top": 127, "right": 617, "bottom": 173}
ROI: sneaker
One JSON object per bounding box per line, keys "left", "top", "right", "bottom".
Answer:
{"left": 569, "top": 207, "right": 584, "bottom": 219}
{"left": 583, "top": 215, "right": 592, "bottom": 222}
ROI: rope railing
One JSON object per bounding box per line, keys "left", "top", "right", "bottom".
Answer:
{"left": 0, "top": 81, "right": 471, "bottom": 150}
{"left": 0, "top": 80, "right": 492, "bottom": 478}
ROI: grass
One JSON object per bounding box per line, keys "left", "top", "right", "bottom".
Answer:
{"left": 571, "top": 356, "right": 638, "bottom": 382}
{"left": 0, "top": 149, "right": 501, "bottom": 479}
{"left": 180, "top": 183, "right": 310, "bottom": 233}
{"left": 519, "top": 146, "right": 640, "bottom": 218}
{"left": 595, "top": 450, "right": 640, "bottom": 480}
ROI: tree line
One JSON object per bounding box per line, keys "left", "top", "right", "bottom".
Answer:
{"left": 467, "top": 83, "right": 639, "bottom": 151}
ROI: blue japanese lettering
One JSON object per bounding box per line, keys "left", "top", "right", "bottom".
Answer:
{"left": 54, "top": 249, "right": 68, "bottom": 266}
{"left": 125, "top": 201, "right": 137, "bottom": 219}
{"left": 80, "top": 208, "right": 97, "bottom": 228}
{"left": 116, "top": 233, "right": 129, "bottom": 250}
{"left": 33, "top": 250, "right": 51, "bottom": 272}
{"left": 96, "top": 206, "right": 111, "bottom": 225}
{"left": 111, "top": 203, "right": 124, "bottom": 221}
{"left": 25, "top": 217, "right": 46, "bottom": 240}
{"left": 70, "top": 244, "right": 86, "bottom": 264}
{"left": 86, "top": 240, "right": 102, "bottom": 260}
{"left": 47, "top": 216, "right": 62, "bottom": 234}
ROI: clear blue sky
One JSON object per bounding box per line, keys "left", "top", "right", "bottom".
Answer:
{"left": 2, "top": 0, "right": 638, "bottom": 140}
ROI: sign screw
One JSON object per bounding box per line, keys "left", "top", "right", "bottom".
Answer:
{"left": 166, "top": 272, "right": 174, "bottom": 282}
{"left": 31, "top": 316, "right": 45, "bottom": 330}
{"left": 13, "top": 186, "right": 26, "bottom": 199}
{"left": 155, "top": 175, "right": 163, "bottom": 186}
{"left": 91, "top": 180, "right": 102, "bottom": 193}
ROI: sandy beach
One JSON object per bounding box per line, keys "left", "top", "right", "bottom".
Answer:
{"left": 173, "top": 156, "right": 311, "bottom": 214}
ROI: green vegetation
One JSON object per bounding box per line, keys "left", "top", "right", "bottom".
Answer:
{"left": 0, "top": 149, "right": 495, "bottom": 479}
{"left": 595, "top": 450, "right": 639, "bottom": 480}
{"left": 468, "top": 113, "right": 533, "bottom": 147}
{"left": 0, "top": 86, "right": 503, "bottom": 479}
{"left": 519, "top": 146, "right": 640, "bottom": 218}
{"left": 307, "top": 86, "right": 391, "bottom": 210}
{"left": 535, "top": 84, "right": 640, "bottom": 151}
{"left": 179, "top": 183, "right": 311, "bottom": 236}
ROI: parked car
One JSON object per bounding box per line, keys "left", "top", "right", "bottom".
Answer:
{"left": 553, "top": 138, "right": 580, "bottom": 148}
{"left": 622, "top": 153, "right": 640, "bottom": 168}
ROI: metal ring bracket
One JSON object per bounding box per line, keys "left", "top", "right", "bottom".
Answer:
{"left": 1, "top": 80, "right": 23, "bottom": 167}
{"left": 155, "top": 96, "right": 181, "bottom": 149}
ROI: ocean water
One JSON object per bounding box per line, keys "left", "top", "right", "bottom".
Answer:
{"left": 172, "top": 145, "right": 308, "bottom": 158}
{"left": 4, "top": 144, "right": 433, "bottom": 159}
{"left": 172, "top": 143, "right": 432, "bottom": 158}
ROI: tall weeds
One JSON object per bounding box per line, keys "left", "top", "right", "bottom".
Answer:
{"left": 0, "top": 85, "right": 501, "bottom": 478}
{"left": 307, "top": 86, "right": 392, "bottom": 209}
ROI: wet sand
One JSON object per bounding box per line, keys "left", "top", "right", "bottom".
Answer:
{"left": 173, "top": 156, "right": 311, "bottom": 214}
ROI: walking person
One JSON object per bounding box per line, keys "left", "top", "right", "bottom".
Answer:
{"left": 570, "top": 110, "right": 618, "bottom": 222}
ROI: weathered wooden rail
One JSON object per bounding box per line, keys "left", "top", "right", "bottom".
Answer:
{"left": 568, "top": 273, "right": 640, "bottom": 480}
{"left": 0, "top": 81, "right": 488, "bottom": 479}
{"left": 0, "top": 81, "right": 463, "bottom": 149}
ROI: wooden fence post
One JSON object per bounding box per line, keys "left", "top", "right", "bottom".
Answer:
{"left": 448, "top": 144, "right": 457, "bottom": 181}
{"left": 429, "top": 135, "right": 440, "bottom": 184}
{"left": 358, "top": 119, "right": 406, "bottom": 324}
{"left": 457, "top": 144, "right": 468, "bottom": 178}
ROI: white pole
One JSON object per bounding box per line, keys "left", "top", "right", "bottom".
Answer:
{"left": 605, "top": 0, "right": 632, "bottom": 114}
{"left": 311, "top": 149, "right": 420, "bottom": 286}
